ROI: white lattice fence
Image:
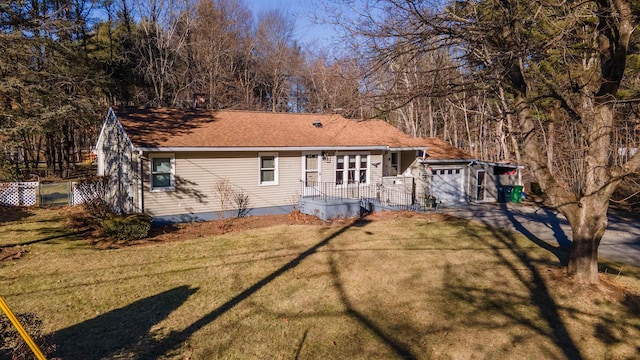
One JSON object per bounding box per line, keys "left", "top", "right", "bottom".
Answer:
{"left": 0, "top": 182, "right": 38, "bottom": 206}
{"left": 71, "top": 182, "right": 95, "bottom": 205}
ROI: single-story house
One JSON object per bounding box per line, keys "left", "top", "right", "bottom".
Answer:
{"left": 96, "top": 107, "right": 522, "bottom": 223}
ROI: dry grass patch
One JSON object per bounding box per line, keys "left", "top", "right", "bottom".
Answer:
{"left": 0, "top": 209, "right": 639, "bottom": 359}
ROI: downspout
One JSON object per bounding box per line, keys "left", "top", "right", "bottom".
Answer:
{"left": 138, "top": 150, "right": 144, "bottom": 213}
{"left": 467, "top": 161, "right": 472, "bottom": 203}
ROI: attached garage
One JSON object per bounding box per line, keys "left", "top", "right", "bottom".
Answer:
{"left": 430, "top": 167, "right": 466, "bottom": 205}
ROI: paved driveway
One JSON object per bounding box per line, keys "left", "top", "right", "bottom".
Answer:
{"left": 443, "top": 203, "right": 640, "bottom": 267}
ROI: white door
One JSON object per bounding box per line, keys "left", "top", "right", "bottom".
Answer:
{"left": 302, "top": 153, "right": 321, "bottom": 196}
{"left": 430, "top": 168, "right": 465, "bottom": 205}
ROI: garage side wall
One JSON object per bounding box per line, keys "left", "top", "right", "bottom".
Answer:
{"left": 471, "top": 163, "right": 523, "bottom": 203}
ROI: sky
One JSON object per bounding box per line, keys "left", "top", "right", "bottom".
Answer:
{"left": 244, "top": 0, "right": 340, "bottom": 51}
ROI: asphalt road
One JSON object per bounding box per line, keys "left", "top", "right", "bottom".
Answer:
{"left": 443, "top": 202, "right": 640, "bottom": 267}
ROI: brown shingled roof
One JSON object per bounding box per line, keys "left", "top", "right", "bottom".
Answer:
{"left": 112, "top": 107, "right": 472, "bottom": 160}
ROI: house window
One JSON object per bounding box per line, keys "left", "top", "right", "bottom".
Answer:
{"left": 336, "top": 154, "right": 369, "bottom": 185}
{"left": 336, "top": 156, "right": 345, "bottom": 185}
{"left": 390, "top": 152, "right": 400, "bottom": 176}
{"left": 150, "top": 154, "right": 175, "bottom": 191}
{"left": 259, "top": 153, "right": 278, "bottom": 185}
{"left": 347, "top": 155, "right": 357, "bottom": 183}
{"left": 359, "top": 156, "right": 368, "bottom": 183}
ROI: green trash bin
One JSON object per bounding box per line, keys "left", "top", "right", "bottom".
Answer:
{"left": 510, "top": 185, "right": 523, "bottom": 203}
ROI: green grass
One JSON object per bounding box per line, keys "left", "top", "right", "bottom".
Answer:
{"left": 1, "top": 209, "right": 640, "bottom": 359}
{"left": 0, "top": 207, "right": 77, "bottom": 247}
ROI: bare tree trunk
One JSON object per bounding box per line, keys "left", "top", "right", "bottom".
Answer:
{"left": 562, "top": 101, "right": 618, "bottom": 282}
{"left": 565, "top": 197, "right": 608, "bottom": 284}
{"left": 461, "top": 95, "right": 472, "bottom": 152}
{"left": 428, "top": 100, "right": 434, "bottom": 137}
{"left": 498, "top": 84, "right": 517, "bottom": 162}
{"left": 547, "top": 121, "right": 554, "bottom": 172}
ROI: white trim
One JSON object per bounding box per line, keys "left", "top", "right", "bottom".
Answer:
{"left": 259, "top": 152, "right": 278, "bottom": 186}
{"left": 135, "top": 146, "right": 389, "bottom": 152}
{"left": 97, "top": 108, "right": 135, "bottom": 150}
{"left": 474, "top": 160, "right": 524, "bottom": 169}
{"left": 137, "top": 150, "right": 144, "bottom": 212}
{"left": 475, "top": 169, "right": 487, "bottom": 202}
{"left": 335, "top": 152, "right": 370, "bottom": 185}
{"left": 302, "top": 152, "right": 321, "bottom": 183}
{"left": 149, "top": 153, "right": 175, "bottom": 192}
{"left": 389, "top": 146, "right": 427, "bottom": 151}
{"left": 419, "top": 159, "right": 474, "bottom": 164}
{"left": 97, "top": 148, "right": 105, "bottom": 176}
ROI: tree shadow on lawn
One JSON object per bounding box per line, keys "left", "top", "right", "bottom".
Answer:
{"left": 496, "top": 203, "right": 571, "bottom": 265}
{"left": 446, "top": 219, "right": 640, "bottom": 359}
{"left": 327, "top": 255, "right": 418, "bottom": 359}
{"left": 1, "top": 229, "right": 82, "bottom": 249}
{"left": 0, "top": 206, "right": 34, "bottom": 224}
{"left": 51, "top": 285, "right": 198, "bottom": 360}
{"left": 450, "top": 222, "right": 582, "bottom": 358}
{"left": 131, "top": 218, "right": 415, "bottom": 359}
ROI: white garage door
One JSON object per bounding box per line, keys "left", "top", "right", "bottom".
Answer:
{"left": 431, "top": 168, "right": 465, "bottom": 205}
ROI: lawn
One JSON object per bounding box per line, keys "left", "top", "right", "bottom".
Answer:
{"left": 1, "top": 208, "right": 639, "bottom": 359}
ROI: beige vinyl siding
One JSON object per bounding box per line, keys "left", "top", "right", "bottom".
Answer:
{"left": 142, "top": 151, "right": 303, "bottom": 217}
{"left": 369, "top": 152, "right": 383, "bottom": 184}
{"left": 320, "top": 152, "right": 335, "bottom": 183}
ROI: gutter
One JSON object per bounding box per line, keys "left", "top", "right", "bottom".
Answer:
{"left": 389, "top": 146, "right": 428, "bottom": 152}
{"left": 417, "top": 158, "right": 475, "bottom": 164}
{"left": 135, "top": 146, "right": 391, "bottom": 152}
{"left": 474, "top": 160, "right": 524, "bottom": 169}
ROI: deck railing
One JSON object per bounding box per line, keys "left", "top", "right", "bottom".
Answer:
{"left": 301, "top": 180, "right": 377, "bottom": 200}
{"left": 300, "top": 180, "right": 437, "bottom": 212}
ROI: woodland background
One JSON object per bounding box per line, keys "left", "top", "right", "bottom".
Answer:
{"left": 1, "top": 0, "right": 639, "bottom": 205}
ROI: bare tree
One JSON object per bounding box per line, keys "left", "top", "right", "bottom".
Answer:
{"left": 253, "top": 9, "right": 301, "bottom": 112}
{"left": 327, "top": 0, "right": 640, "bottom": 284}
{"left": 134, "top": 0, "right": 193, "bottom": 107}
{"left": 212, "top": 178, "right": 234, "bottom": 219}
{"left": 446, "top": 0, "right": 640, "bottom": 283}
{"left": 185, "top": 0, "right": 252, "bottom": 109}
{"left": 303, "top": 55, "right": 366, "bottom": 117}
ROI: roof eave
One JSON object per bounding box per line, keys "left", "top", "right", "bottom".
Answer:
{"left": 418, "top": 158, "right": 475, "bottom": 164}
{"left": 96, "top": 107, "right": 135, "bottom": 151}
{"left": 135, "top": 145, "right": 390, "bottom": 152}
{"left": 389, "top": 146, "right": 428, "bottom": 151}
{"left": 474, "top": 160, "right": 525, "bottom": 169}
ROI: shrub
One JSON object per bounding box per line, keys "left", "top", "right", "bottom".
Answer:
{"left": 0, "top": 312, "right": 56, "bottom": 359}
{"left": 74, "top": 177, "right": 116, "bottom": 221}
{"left": 212, "top": 178, "right": 233, "bottom": 219}
{"left": 102, "top": 213, "right": 152, "bottom": 241}
{"left": 213, "top": 178, "right": 252, "bottom": 218}
{"left": 233, "top": 190, "right": 251, "bottom": 218}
